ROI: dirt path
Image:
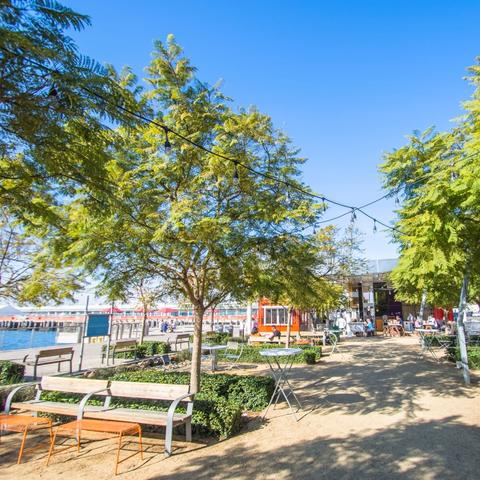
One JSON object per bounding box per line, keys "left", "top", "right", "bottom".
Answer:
{"left": 1, "top": 336, "right": 479, "bottom": 479}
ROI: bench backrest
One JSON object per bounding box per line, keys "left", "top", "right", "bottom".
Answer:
{"left": 113, "top": 340, "right": 137, "bottom": 348}
{"left": 109, "top": 381, "right": 192, "bottom": 401}
{"left": 37, "top": 347, "right": 73, "bottom": 358}
{"left": 40, "top": 376, "right": 109, "bottom": 394}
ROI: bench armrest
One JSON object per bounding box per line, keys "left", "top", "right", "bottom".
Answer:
{"left": 77, "top": 388, "right": 110, "bottom": 420}
{"left": 167, "top": 391, "right": 195, "bottom": 422}
{"left": 4, "top": 382, "right": 40, "bottom": 414}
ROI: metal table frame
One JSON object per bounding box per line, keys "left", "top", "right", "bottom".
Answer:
{"left": 200, "top": 344, "right": 227, "bottom": 371}
{"left": 260, "top": 348, "right": 303, "bottom": 421}
{"left": 416, "top": 329, "right": 441, "bottom": 360}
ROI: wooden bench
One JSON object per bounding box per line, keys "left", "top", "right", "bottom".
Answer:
{"left": 169, "top": 333, "right": 191, "bottom": 351}
{"left": 248, "top": 335, "right": 285, "bottom": 345}
{"left": 102, "top": 340, "right": 137, "bottom": 364}
{"left": 6, "top": 376, "right": 195, "bottom": 457}
{"left": 23, "top": 347, "right": 74, "bottom": 380}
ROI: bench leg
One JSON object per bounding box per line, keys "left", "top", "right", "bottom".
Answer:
{"left": 69, "top": 359, "right": 72, "bottom": 375}
{"left": 185, "top": 419, "right": 192, "bottom": 443}
{"left": 33, "top": 364, "right": 37, "bottom": 381}
{"left": 165, "top": 421, "right": 173, "bottom": 457}
{"left": 138, "top": 426, "right": 144, "bottom": 460}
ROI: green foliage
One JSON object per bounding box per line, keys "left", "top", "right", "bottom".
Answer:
{"left": 380, "top": 58, "right": 480, "bottom": 306}
{"left": 0, "top": 360, "right": 25, "bottom": 385}
{"left": 226, "top": 344, "right": 321, "bottom": 364}
{"left": 452, "top": 345, "right": 480, "bottom": 369}
{"left": 104, "top": 341, "right": 170, "bottom": 359}
{"left": 203, "top": 332, "right": 232, "bottom": 345}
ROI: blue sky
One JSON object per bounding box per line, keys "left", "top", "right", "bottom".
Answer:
{"left": 64, "top": 0, "right": 480, "bottom": 259}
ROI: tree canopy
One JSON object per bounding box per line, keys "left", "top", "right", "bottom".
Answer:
{"left": 380, "top": 58, "right": 480, "bottom": 308}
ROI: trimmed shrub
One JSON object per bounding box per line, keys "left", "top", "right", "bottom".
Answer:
{"left": 0, "top": 361, "right": 25, "bottom": 385}
{"left": 106, "top": 341, "right": 170, "bottom": 359}
{"left": 453, "top": 345, "right": 480, "bottom": 369}
{"left": 228, "top": 344, "right": 321, "bottom": 364}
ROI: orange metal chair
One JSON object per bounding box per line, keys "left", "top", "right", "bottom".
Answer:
{"left": 47, "top": 419, "right": 143, "bottom": 475}
{"left": 0, "top": 414, "right": 53, "bottom": 464}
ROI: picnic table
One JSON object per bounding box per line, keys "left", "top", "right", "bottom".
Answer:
{"left": 384, "top": 323, "right": 404, "bottom": 337}
{"left": 260, "top": 348, "right": 302, "bottom": 421}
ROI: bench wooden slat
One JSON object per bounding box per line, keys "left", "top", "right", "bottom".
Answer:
{"left": 41, "top": 376, "right": 109, "bottom": 394}
{"left": 11, "top": 401, "right": 107, "bottom": 416}
{"left": 86, "top": 408, "right": 188, "bottom": 426}
{"left": 37, "top": 347, "right": 73, "bottom": 358}
{"left": 109, "top": 381, "right": 191, "bottom": 401}
{"left": 113, "top": 340, "right": 137, "bottom": 348}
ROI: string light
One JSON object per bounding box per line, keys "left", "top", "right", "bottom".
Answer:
{"left": 162, "top": 126, "right": 171, "bottom": 152}
{"left": 373, "top": 220, "right": 377, "bottom": 233}
{"left": 233, "top": 162, "right": 239, "bottom": 182}
{"left": 321, "top": 197, "right": 327, "bottom": 212}
{"left": 7, "top": 46, "right": 475, "bottom": 236}
{"left": 395, "top": 196, "right": 400, "bottom": 206}
{"left": 47, "top": 85, "right": 58, "bottom": 98}
{"left": 350, "top": 209, "right": 357, "bottom": 223}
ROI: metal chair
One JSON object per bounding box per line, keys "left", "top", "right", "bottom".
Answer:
{"left": 327, "top": 332, "right": 340, "bottom": 354}
{"left": 224, "top": 341, "right": 244, "bottom": 369}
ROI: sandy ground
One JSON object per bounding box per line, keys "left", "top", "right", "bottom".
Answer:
{"left": 1, "top": 336, "right": 479, "bottom": 480}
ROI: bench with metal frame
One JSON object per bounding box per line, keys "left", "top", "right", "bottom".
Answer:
{"left": 6, "top": 376, "right": 195, "bottom": 457}
{"left": 102, "top": 340, "right": 137, "bottom": 364}
{"left": 23, "top": 347, "right": 74, "bottom": 380}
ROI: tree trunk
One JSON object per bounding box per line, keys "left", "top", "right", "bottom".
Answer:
{"left": 190, "top": 305, "right": 204, "bottom": 393}
{"left": 457, "top": 272, "right": 471, "bottom": 385}
{"left": 139, "top": 308, "right": 147, "bottom": 344}
{"left": 418, "top": 290, "right": 427, "bottom": 320}
{"left": 210, "top": 307, "right": 215, "bottom": 332}
{"left": 286, "top": 307, "right": 291, "bottom": 348}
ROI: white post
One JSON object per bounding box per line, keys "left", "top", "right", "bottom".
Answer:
{"left": 245, "top": 303, "right": 252, "bottom": 335}
{"left": 78, "top": 296, "right": 89, "bottom": 372}
{"left": 105, "top": 301, "right": 113, "bottom": 366}
{"left": 457, "top": 273, "right": 470, "bottom": 385}
{"left": 286, "top": 307, "right": 291, "bottom": 348}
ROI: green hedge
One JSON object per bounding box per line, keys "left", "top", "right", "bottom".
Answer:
{"left": 0, "top": 361, "right": 25, "bottom": 385}
{"left": 223, "top": 344, "right": 321, "bottom": 364}
{"left": 104, "top": 341, "right": 170, "bottom": 359}
{"left": 42, "top": 369, "right": 274, "bottom": 438}
{"left": 453, "top": 345, "right": 480, "bottom": 369}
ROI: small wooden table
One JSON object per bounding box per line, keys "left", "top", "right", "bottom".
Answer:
{"left": 47, "top": 419, "right": 143, "bottom": 475}
{"left": 0, "top": 414, "right": 52, "bottom": 464}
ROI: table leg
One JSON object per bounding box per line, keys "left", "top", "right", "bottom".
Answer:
{"left": 211, "top": 351, "right": 217, "bottom": 371}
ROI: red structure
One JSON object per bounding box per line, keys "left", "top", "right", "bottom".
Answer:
{"left": 256, "top": 298, "right": 304, "bottom": 334}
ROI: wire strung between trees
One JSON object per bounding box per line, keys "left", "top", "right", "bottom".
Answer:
{"left": 4, "top": 46, "right": 476, "bottom": 235}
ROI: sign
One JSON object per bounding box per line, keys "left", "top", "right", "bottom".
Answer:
{"left": 86, "top": 314, "right": 110, "bottom": 338}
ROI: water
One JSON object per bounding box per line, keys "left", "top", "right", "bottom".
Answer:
{"left": 0, "top": 329, "right": 58, "bottom": 351}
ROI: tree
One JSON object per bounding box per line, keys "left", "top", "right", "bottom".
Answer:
{"left": 58, "top": 36, "right": 323, "bottom": 392}
{"left": 0, "top": 0, "right": 141, "bottom": 226}
{"left": 380, "top": 57, "right": 480, "bottom": 384}
{"left": 0, "top": 207, "right": 81, "bottom": 303}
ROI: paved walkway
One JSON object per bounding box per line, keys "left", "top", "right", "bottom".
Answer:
{"left": 1, "top": 336, "right": 479, "bottom": 479}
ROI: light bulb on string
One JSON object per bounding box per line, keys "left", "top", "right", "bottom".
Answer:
{"left": 322, "top": 197, "right": 327, "bottom": 212}
{"left": 162, "top": 126, "right": 172, "bottom": 152}
{"left": 47, "top": 85, "right": 58, "bottom": 98}
{"left": 313, "top": 225, "right": 317, "bottom": 235}
{"left": 351, "top": 209, "right": 357, "bottom": 223}
{"left": 233, "top": 162, "right": 239, "bottom": 182}
{"left": 373, "top": 220, "right": 377, "bottom": 233}
{"left": 395, "top": 196, "right": 400, "bottom": 206}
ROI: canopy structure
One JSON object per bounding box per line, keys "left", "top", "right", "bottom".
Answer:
{"left": 101, "top": 306, "right": 123, "bottom": 313}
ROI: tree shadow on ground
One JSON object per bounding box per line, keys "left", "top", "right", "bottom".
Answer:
{"left": 146, "top": 416, "right": 480, "bottom": 480}
{"left": 288, "top": 338, "right": 475, "bottom": 419}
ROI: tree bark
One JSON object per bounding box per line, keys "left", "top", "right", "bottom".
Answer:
{"left": 457, "top": 272, "right": 471, "bottom": 385}
{"left": 418, "top": 290, "right": 427, "bottom": 321}
{"left": 139, "top": 307, "right": 147, "bottom": 345}
{"left": 190, "top": 305, "right": 204, "bottom": 393}
{"left": 286, "top": 307, "right": 291, "bottom": 348}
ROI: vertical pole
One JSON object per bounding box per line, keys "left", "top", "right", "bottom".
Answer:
{"left": 106, "top": 301, "right": 113, "bottom": 366}
{"left": 457, "top": 272, "right": 471, "bottom": 385}
{"left": 245, "top": 303, "right": 252, "bottom": 336}
{"left": 286, "top": 307, "right": 291, "bottom": 348}
{"left": 418, "top": 290, "right": 427, "bottom": 322}
{"left": 78, "top": 296, "right": 89, "bottom": 372}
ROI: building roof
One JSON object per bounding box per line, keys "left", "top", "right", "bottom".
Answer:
{"left": 363, "top": 258, "right": 398, "bottom": 274}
